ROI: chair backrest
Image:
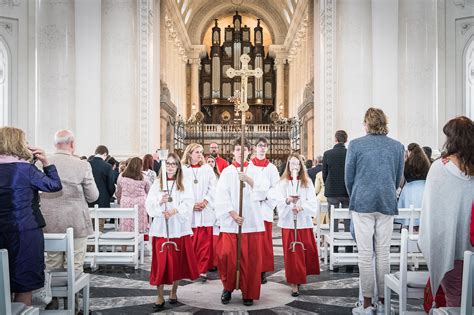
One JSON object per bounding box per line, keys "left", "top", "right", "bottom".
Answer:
{"left": 0, "top": 249, "right": 12, "bottom": 315}
{"left": 92, "top": 205, "right": 139, "bottom": 233}
{"left": 399, "top": 228, "right": 409, "bottom": 291}
{"left": 44, "top": 228, "right": 75, "bottom": 297}
{"left": 460, "top": 250, "right": 474, "bottom": 315}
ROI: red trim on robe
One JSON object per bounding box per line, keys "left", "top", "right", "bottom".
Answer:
{"left": 192, "top": 227, "right": 214, "bottom": 273}
{"left": 149, "top": 235, "right": 199, "bottom": 285}
{"left": 261, "top": 221, "right": 275, "bottom": 272}
{"left": 232, "top": 161, "right": 249, "bottom": 168}
{"left": 190, "top": 164, "right": 201, "bottom": 168}
{"left": 251, "top": 157, "right": 270, "bottom": 167}
{"left": 216, "top": 232, "right": 264, "bottom": 300}
{"left": 281, "top": 228, "right": 320, "bottom": 284}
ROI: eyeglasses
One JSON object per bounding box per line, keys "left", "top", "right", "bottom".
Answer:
{"left": 256, "top": 144, "right": 267, "bottom": 148}
{"left": 166, "top": 162, "right": 178, "bottom": 167}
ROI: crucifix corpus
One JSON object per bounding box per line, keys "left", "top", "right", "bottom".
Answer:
{"left": 226, "top": 54, "right": 263, "bottom": 290}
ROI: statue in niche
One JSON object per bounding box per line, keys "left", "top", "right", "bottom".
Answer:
{"left": 213, "top": 31, "right": 219, "bottom": 44}
{"left": 256, "top": 31, "right": 262, "bottom": 44}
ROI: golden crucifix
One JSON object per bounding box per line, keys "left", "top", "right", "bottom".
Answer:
{"left": 225, "top": 54, "right": 263, "bottom": 290}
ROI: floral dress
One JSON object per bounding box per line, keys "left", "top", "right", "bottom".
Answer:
{"left": 117, "top": 174, "right": 151, "bottom": 233}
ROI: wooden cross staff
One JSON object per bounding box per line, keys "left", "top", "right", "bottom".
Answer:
{"left": 226, "top": 54, "right": 263, "bottom": 290}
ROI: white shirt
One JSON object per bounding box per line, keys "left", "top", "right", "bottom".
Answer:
{"left": 269, "top": 179, "right": 318, "bottom": 229}
{"left": 249, "top": 159, "right": 280, "bottom": 222}
{"left": 214, "top": 164, "right": 266, "bottom": 234}
{"left": 146, "top": 179, "right": 194, "bottom": 238}
{"left": 182, "top": 163, "right": 217, "bottom": 227}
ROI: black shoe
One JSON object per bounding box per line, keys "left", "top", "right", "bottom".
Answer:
{"left": 243, "top": 299, "right": 253, "bottom": 306}
{"left": 169, "top": 297, "right": 178, "bottom": 304}
{"left": 291, "top": 291, "right": 300, "bottom": 297}
{"left": 208, "top": 267, "right": 218, "bottom": 272}
{"left": 152, "top": 301, "right": 165, "bottom": 311}
{"left": 261, "top": 272, "right": 267, "bottom": 284}
{"left": 200, "top": 274, "right": 208, "bottom": 283}
{"left": 221, "top": 290, "right": 232, "bottom": 304}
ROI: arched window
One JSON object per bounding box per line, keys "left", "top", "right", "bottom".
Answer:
{"left": 0, "top": 38, "right": 9, "bottom": 127}
{"left": 465, "top": 38, "right": 474, "bottom": 119}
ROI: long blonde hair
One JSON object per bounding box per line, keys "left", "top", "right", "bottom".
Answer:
{"left": 364, "top": 107, "right": 389, "bottom": 135}
{"left": 281, "top": 152, "right": 310, "bottom": 188}
{"left": 181, "top": 143, "right": 204, "bottom": 166}
{"left": 0, "top": 127, "right": 33, "bottom": 161}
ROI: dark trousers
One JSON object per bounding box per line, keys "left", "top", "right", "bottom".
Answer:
{"left": 327, "top": 197, "right": 353, "bottom": 254}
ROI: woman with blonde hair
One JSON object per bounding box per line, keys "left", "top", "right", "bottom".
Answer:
{"left": 117, "top": 157, "right": 151, "bottom": 234}
{"left": 269, "top": 152, "right": 320, "bottom": 297}
{"left": 146, "top": 152, "right": 198, "bottom": 311}
{"left": 0, "top": 127, "right": 62, "bottom": 305}
{"left": 181, "top": 143, "right": 217, "bottom": 281}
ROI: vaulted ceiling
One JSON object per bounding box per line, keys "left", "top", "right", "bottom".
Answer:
{"left": 174, "top": 0, "right": 300, "bottom": 45}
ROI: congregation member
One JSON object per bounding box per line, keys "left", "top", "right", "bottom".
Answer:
{"left": 143, "top": 153, "right": 157, "bottom": 184}
{"left": 209, "top": 142, "right": 229, "bottom": 173}
{"left": 345, "top": 108, "right": 404, "bottom": 314}
{"left": 117, "top": 157, "right": 151, "bottom": 236}
{"left": 270, "top": 152, "right": 320, "bottom": 297}
{"left": 323, "top": 130, "right": 352, "bottom": 264}
{"left": 214, "top": 138, "right": 266, "bottom": 306}
{"left": 307, "top": 156, "right": 323, "bottom": 184}
{"left": 181, "top": 143, "right": 217, "bottom": 281}
{"left": 146, "top": 152, "right": 198, "bottom": 312}
{"left": 249, "top": 137, "right": 280, "bottom": 284}
{"left": 396, "top": 143, "right": 431, "bottom": 227}
{"left": 419, "top": 116, "right": 474, "bottom": 307}
{"left": 0, "top": 127, "right": 62, "bottom": 306}
{"left": 88, "top": 145, "right": 116, "bottom": 211}
{"left": 40, "top": 130, "right": 99, "bottom": 310}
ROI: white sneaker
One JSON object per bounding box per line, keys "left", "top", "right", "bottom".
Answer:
{"left": 352, "top": 304, "right": 375, "bottom": 315}
{"left": 375, "top": 302, "right": 395, "bottom": 315}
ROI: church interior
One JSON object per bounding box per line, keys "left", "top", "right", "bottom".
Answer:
{"left": 1, "top": 0, "right": 474, "bottom": 314}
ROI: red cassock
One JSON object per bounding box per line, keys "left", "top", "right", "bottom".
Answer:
{"left": 192, "top": 226, "right": 214, "bottom": 273}
{"left": 217, "top": 232, "right": 264, "bottom": 300}
{"left": 281, "top": 228, "right": 320, "bottom": 284}
{"left": 212, "top": 234, "right": 219, "bottom": 268}
{"left": 149, "top": 235, "right": 199, "bottom": 285}
{"left": 215, "top": 156, "right": 229, "bottom": 173}
{"left": 261, "top": 221, "right": 275, "bottom": 272}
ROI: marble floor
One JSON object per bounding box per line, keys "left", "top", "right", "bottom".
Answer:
{"left": 80, "top": 225, "right": 425, "bottom": 315}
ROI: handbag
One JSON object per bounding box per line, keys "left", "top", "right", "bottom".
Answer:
{"left": 32, "top": 271, "right": 52, "bottom": 305}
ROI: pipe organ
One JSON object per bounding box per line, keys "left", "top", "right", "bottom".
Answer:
{"left": 200, "top": 12, "right": 276, "bottom": 124}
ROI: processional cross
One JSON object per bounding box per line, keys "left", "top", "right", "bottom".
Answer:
{"left": 226, "top": 54, "right": 263, "bottom": 290}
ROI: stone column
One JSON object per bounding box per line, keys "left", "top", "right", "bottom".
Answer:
{"left": 36, "top": 0, "right": 75, "bottom": 149}
{"left": 274, "top": 57, "right": 286, "bottom": 114}
{"left": 190, "top": 58, "right": 200, "bottom": 114}
{"left": 398, "top": 0, "right": 437, "bottom": 148}
{"left": 335, "top": 0, "right": 372, "bottom": 140}
{"left": 101, "top": 0, "right": 138, "bottom": 156}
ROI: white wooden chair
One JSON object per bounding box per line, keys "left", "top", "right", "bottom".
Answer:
{"left": 384, "top": 228, "right": 429, "bottom": 315}
{"left": 86, "top": 205, "right": 144, "bottom": 270}
{"left": 42, "top": 228, "right": 90, "bottom": 315}
{"left": 432, "top": 250, "right": 474, "bottom": 315}
{"left": 0, "top": 249, "right": 39, "bottom": 315}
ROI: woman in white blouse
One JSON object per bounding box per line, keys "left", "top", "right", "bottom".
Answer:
{"left": 146, "top": 153, "right": 198, "bottom": 312}
{"left": 270, "top": 152, "right": 320, "bottom": 297}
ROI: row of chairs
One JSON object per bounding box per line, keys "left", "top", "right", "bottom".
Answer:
{"left": 85, "top": 205, "right": 145, "bottom": 270}
{"left": 315, "top": 204, "right": 424, "bottom": 270}
{"left": 0, "top": 228, "right": 89, "bottom": 315}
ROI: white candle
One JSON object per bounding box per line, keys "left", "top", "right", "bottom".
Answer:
{"left": 161, "top": 161, "right": 167, "bottom": 191}
{"left": 291, "top": 169, "right": 299, "bottom": 197}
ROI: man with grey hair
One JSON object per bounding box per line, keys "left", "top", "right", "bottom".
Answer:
{"left": 40, "top": 130, "right": 99, "bottom": 311}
